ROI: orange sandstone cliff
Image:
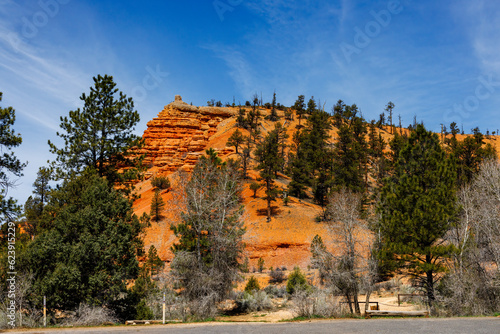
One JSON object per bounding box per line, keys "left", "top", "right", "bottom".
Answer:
{"left": 134, "top": 96, "right": 500, "bottom": 271}
{"left": 133, "top": 95, "right": 339, "bottom": 270}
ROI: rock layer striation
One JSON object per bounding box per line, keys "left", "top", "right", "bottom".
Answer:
{"left": 138, "top": 95, "right": 236, "bottom": 173}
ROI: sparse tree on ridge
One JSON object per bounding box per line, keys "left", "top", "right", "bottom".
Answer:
{"left": 293, "top": 95, "right": 306, "bottom": 126}
{"left": 227, "top": 129, "right": 245, "bottom": 154}
{"left": 306, "top": 96, "right": 317, "bottom": 115}
{"left": 385, "top": 101, "right": 394, "bottom": 133}
{"left": 269, "top": 91, "right": 279, "bottom": 121}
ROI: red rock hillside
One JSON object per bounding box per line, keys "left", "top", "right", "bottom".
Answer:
{"left": 133, "top": 95, "right": 500, "bottom": 271}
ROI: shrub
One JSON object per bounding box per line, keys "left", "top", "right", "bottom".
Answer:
{"left": 264, "top": 285, "right": 287, "bottom": 298}
{"left": 151, "top": 175, "right": 170, "bottom": 190}
{"left": 62, "top": 304, "right": 117, "bottom": 326}
{"left": 240, "top": 257, "right": 250, "bottom": 273}
{"left": 293, "top": 289, "right": 341, "bottom": 319}
{"left": 286, "top": 266, "right": 309, "bottom": 295}
{"left": 269, "top": 268, "right": 286, "bottom": 284}
{"left": 136, "top": 299, "right": 154, "bottom": 320}
{"left": 245, "top": 275, "right": 261, "bottom": 293}
{"left": 239, "top": 291, "right": 273, "bottom": 312}
{"left": 257, "top": 257, "right": 265, "bottom": 273}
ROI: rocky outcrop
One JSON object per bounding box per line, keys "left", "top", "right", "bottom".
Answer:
{"left": 138, "top": 95, "right": 236, "bottom": 173}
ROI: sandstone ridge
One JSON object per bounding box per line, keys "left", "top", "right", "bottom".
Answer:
{"left": 137, "top": 95, "right": 236, "bottom": 174}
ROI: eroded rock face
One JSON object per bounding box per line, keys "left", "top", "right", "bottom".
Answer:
{"left": 138, "top": 96, "right": 236, "bottom": 173}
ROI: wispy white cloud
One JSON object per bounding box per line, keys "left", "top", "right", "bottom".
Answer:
{"left": 453, "top": 1, "right": 500, "bottom": 75}
{"left": 203, "top": 44, "right": 257, "bottom": 99}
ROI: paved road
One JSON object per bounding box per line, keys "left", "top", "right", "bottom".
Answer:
{"left": 3, "top": 318, "right": 499, "bottom": 334}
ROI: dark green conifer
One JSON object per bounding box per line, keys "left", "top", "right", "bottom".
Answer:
{"left": 255, "top": 126, "right": 283, "bottom": 221}
{"left": 150, "top": 190, "right": 165, "bottom": 222}
{"left": 378, "top": 124, "right": 457, "bottom": 307}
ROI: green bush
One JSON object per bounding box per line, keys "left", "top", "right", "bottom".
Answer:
{"left": 258, "top": 257, "right": 265, "bottom": 272}
{"left": 245, "top": 275, "right": 261, "bottom": 293}
{"left": 136, "top": 299, "right": 154, "bottom": 320}
{"left": 286, "top": 266, "right": 309, "bottom": 295}
{"left": 151, "top": 175, "right": 170, "bottom": 189}
{"left": 240, "top": 257, "right": 250, "bottom": 273}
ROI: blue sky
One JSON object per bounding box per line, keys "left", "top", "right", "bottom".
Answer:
{"left": 1, "top": 0, "right": 500, "bottom": 204}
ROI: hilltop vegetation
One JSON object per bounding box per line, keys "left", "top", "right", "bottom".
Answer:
{"left": 1, "top": 78, "right": 500, "bottom": 327}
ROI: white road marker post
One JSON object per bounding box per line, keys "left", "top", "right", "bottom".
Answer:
{"left": 43, "top": 296, "right": 46, "bottom": 327}
{"left": 162, "top": 292, "right": 166, "bottom": 324}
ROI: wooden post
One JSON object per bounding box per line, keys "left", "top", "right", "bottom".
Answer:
{"left": 162, "top": 292, "right": 165, "bottom": 324}
{"left": 43, "top": 296, "right": 46, "bottom": 327}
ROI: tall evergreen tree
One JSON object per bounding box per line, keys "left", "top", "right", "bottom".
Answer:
{"left": 287, "top": 131, "right": 311, "bottom": 199}
{"left": 150, "top": 190, "right": 165, "bottom": 222}
{"left": 269, "top": 91, "right": 279, "bottom": 121}
{"left": 145, "top": 245, "right": 164, "bottom": 276}
{"left": 0, "top": 92, "right": 25, "bottom": 224}
{"left": 306, "top": 96, "right": 317, "bottom": 115}
{"left": 293, "top": 95, "right": 306, "bottom": 126}
{"left": 24, "top": 166, "right": 53, "bottom": 237}
{"left": 449, "top": 128, "right": 497, "bottom": 186}
{"left": 332, "top": 104, "right": 368, "bottom": 193}
{"left": 48, "top": 75, "right": 143, "bottom": 188}
{"left": 255, "top": 126, "right": 283, "bottom": 221}
{"left": 385, "top": 101, "right": 395, "bottom": 133}
{"left": 20, "top": 170, "right": 145, "bottom": 310}
{"left": 378, "top": 124, "right": 457, "bottom": 307}
{"left": 306, "top": 109, "right": 333, "bottom": 207}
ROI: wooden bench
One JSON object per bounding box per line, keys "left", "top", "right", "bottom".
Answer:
{"left": 365, "top": 310, "right": 429, "bottom": 318}
{"left": 125, "top": 319, "right": 182, "bottom": 325}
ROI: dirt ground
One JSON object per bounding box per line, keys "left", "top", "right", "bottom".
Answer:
{"left": 216, "top": 291, "right": 424, "bottom": 323}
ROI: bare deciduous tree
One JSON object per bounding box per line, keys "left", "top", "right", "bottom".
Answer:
{"left": 443, "top": 159, "right": 500, "bottom": 315}
{"left": 312, "top": 188, "right": 376, "bottom": 315}
{"left": 169, "top": 154, "right": 245, "bottom": 318}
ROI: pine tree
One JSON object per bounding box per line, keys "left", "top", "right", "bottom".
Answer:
{"left": 293, "top": 95, "right": 306, "bottom": 126}
{"left": 48, "top": 74, "right": 143, "bottom": 189}
{"left": 385, "top": 101, "right": 395, "bottom": 133}
{"left": 249, "top": 181, "right": 260, "bottom": 198}
{"left": 378, "top": 124, "right": 457, "bottom": 307}
{"left": 306, "top": 110, "right": 333, "bottom": 207}
{"left": 237, "top": 108, "right": 247, "bottom": 128}
{"left": 20, "top": 170, "right": 145, "bottom": 310}
{"left": 269, "top": 91, "right": 279, "bottom": 121}
{"left": 449, "top": 128, "right": 497, "bottom": 186}
{"left": 227, "top": 129, "right": 245, "bottom": 154}
{"left": 146, "top": 245, "right": 164, "bottom": 276}
{"left": 332, "top": 105, "right": 368, "bottom": 193}
{"left": 306, "top": 96, "right": 317, "bottom": 115}
{"left": 0, "top": 92, "right": 25, "bottom": 223}
{"left": 287, "top": 132, "right": 311, "bottom": 199}
{"left": 274, "top": 122, "right": 289, "bottom": 174}
{"left": 24, "top": 166, "right": 53, "bottom": 237}
{"left": 150, "top": 190, "right": 165, "bottom": 222}
{"left": 255, "top": 126, "right": 283, "bottom": 221}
